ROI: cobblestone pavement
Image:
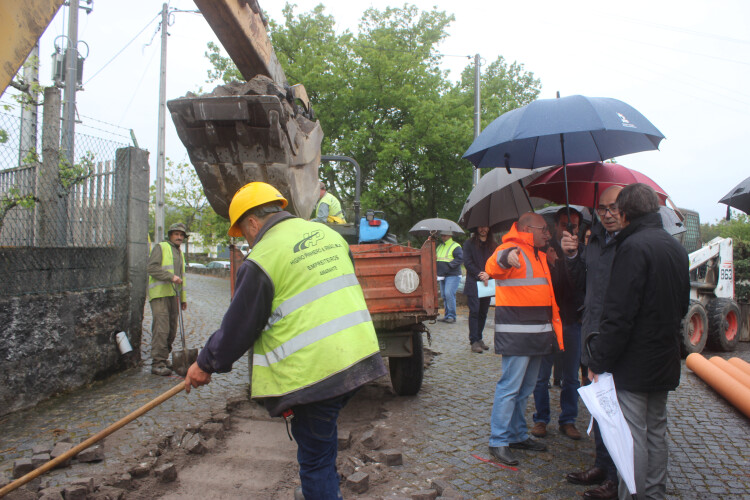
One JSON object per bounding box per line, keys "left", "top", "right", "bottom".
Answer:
{"left": 391, "top": 310, "right": 750, "bottom": 499}
{"left": 1, "top": 277, "right": 749, "bottom": 499}
{"left": 0, "top": 274, "right": 246, "bottom": 486}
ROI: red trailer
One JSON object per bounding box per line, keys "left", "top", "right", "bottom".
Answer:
{"left": 230, "top": 238, "right": 438, "bottom": 396}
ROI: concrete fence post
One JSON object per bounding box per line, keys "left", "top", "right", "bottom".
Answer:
{"left": 118, "top": 147, "right": 150, "bottom": 363}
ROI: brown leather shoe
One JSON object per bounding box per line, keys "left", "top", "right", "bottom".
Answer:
{"left": 565, "top": 466, "right": 607, "bottom": 485}
{"left": 471, "top": 342, "right": 484, "bottom": 353}
{"left": 530, "top": 421, "right": 547, "bottom": 438}
{"left": 559, "top": 423, "right": 582, "bottom": 440}
{"left": 583, "top": 479, "right": 618, "bottom": 499}
{"left": 478, "top": 340, "right": 490, "bottom": 350}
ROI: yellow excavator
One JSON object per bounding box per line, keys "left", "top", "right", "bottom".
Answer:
{"left": 3, "top": 0, "right": 438, "bottom": 397}
{"left": 2, "top": 0, "right": 322, "bottom": 220}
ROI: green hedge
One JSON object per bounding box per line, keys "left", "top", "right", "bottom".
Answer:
{"left": 735, "top": 240, "right": 750, "bottom": 303}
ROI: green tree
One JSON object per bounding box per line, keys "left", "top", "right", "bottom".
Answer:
{"left": 156, "top": 159, "right": 232, "bottom": 254}
{"left": 204, "top": 2, "right": 541, "bottom": 238}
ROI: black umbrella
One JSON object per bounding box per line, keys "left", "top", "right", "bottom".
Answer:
{"left": 718, "top": 175, "right": 750, "bottom": 217}
{"left": 409, "top": 218, "right": 464, "bottom": 238}
{"left": 458, "top": 167, "right": 551, "bottom": 232}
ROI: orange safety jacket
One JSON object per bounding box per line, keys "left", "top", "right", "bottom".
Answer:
{"left": 485, "top": 223, "right": 563, "bottom": 356}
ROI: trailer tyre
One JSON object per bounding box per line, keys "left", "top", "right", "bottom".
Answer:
{"left": 706, "top": 298, "right": 740, "bottom": 352}
{"left": 389, "top": 331, "right": 424, "bottom": 396}
{"left": 680, "top": 300, "right": 708, "bottom": 357}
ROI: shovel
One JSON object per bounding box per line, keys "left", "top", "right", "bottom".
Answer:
{"left": 171, "top": 284, "right": 198, "bottom": 376}
{"left": 0, "top": 382, "right": 187, "bottom": 497}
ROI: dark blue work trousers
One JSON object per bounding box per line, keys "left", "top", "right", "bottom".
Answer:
{"left": 290, "top": 390, "right": 356, "bottom": 500}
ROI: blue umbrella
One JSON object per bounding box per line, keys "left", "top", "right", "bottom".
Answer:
{"left": 463, "top": 95, "right": 665, "bottom": 170}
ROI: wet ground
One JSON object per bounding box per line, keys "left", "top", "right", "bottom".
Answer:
{"left": 1, "top": 273, "right": 749, "bottom": 498}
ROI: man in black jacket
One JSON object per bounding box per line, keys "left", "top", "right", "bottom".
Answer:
{"left": 462, "top": 226, "right": 498, "bottom": 353}
{"left": 564, "top": 185, "right": 623, "bottom": 499}
{"left": 588, "top": 183, "right": 690, "bottom": 500}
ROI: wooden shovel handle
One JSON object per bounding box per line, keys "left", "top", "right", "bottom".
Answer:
{"left": 0, "top": 382, "right": 186, "bottom": 497}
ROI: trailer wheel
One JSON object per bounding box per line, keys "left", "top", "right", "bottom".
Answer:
{"left": 389, "top": 331, "right": 424, "bottom": 396}
{"left": 706, "top": 298, "right": 741, "bottom": 352}
{"left": 680, "top": 300, "right": 708, "bottom": 357}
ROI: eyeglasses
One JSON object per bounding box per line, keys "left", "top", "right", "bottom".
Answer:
{"left": 526, "top": 224, "right": 550, "bottom": 233}
{"left": 595, "top": 205, "right": 620, "bottom": 217}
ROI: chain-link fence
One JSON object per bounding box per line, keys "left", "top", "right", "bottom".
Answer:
{"left": 0, "top": 97, "right": 134, "bottom": 295}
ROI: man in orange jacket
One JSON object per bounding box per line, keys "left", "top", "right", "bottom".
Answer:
{"left": 485, "top": 212, "right": 563, "bottom": 466}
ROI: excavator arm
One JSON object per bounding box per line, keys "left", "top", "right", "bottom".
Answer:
{"left": 0, "top": 0, "right": 64, "bottom": 96}
{"left": 168, "top": 0, "right": 323, "bottom": 219}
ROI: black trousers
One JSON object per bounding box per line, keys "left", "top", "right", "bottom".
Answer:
{"left": 466, "top": 294, "right": 491, "bottom": 344}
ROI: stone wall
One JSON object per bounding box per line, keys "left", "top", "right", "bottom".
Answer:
{"left": 0, "top": 147, "right": 149, "bottom": 417}
{"left": 0, "top": 285, "right": 133, "bottom": 416}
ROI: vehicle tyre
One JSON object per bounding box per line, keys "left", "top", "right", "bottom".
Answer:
{"left": 706, "top": 298, "right": 741, "bottom": 352}
{"left": 389, "top": 330, "right": 424, "bottom": 396}
{"left": 680, "top": 300, "right": 708, "bottom": 357}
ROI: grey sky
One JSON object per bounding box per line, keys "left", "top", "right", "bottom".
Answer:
{"left": 8, "top": 0, "right": 748, "bottom": 223}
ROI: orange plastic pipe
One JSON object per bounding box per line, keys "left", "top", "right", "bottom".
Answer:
{"left": 708, "top": 356, "right": 750, "bottom": 390}
{"left": 686, "top": 353, "right": 750, "bottom": 419}
{"left": 728, "top": 357, "right": 750, "bottom": 378}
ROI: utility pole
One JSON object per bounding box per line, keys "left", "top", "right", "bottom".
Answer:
{"left": 61, "top": 0, "right": 79, "bottom": 166}
{"left": 19, "top": 45, "right": 40, "bottom": 164}
{"left": 155, "top": 3, "right": 169, "bottom": 244}
{"left": 472, "top": 53, "right": 481, "bottom": 187}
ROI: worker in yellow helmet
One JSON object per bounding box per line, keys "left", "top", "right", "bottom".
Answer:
{"left": 184, "top": 182, "right": 385, "bottom": 500}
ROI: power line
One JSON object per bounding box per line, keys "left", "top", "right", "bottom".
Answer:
{"left": 593, "top": 11, "right": 750, "bottom": 46}
{"left": 84, "top": 11, "right": 161, "bottom": 85}
{"left": 117, "top": 46, "right": 159, "bottom": 126}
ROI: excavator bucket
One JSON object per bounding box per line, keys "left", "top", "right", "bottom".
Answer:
{"left": 168, "top": 77, "right": 323, "bottom": 219}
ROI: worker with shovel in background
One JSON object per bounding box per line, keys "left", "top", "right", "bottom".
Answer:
{"left": 184, "top": 182, "right": 386, "bottom": 500}
{"left": 147, "top": 222, "right": 188, "bottom": 376}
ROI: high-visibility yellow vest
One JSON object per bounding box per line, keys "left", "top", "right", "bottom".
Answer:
{"left": 436, "top": 239, "right": 460, "bottom": 263}
{"left": 249, "top": 218, "right": 379, "bottom": 397}
{"left": 147, "top": 241, "right": 186, "bottom": 302}
{"left": 316, "top": 192, "right": 346, "bottom": 223}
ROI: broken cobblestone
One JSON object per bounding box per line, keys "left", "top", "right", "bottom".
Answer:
{"left": 62, "top": 484, "right": 88, "bottom": 500}
{"left": 346, "top": 470, "right": 369, "bottom": 493}
{"left": 338, "top": 429, "right": 351, "bottom": 450}
{"left": 75, "top": 444, "right": 104, "bottom": 463}
{"left": 11, "top": 458, "right": 33, "bottom": 479}
{"left": 154, "top": 463, "right": 177, "bottom": 483}
{"left": 31, "top": 453, "right": 50, "bottom": 468}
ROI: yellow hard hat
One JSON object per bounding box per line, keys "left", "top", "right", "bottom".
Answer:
{"left": 227, "top": 182, "right": 288, "bottom": 237}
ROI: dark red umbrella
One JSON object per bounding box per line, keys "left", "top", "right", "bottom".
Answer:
{"left": 525, "top": 162, "right": 669, "bottom": 207}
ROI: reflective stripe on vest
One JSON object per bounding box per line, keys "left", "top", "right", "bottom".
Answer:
{"left": 249, "top": 218, "right": 379, "bottom": 397}
{"left": 254, "top": 309, "right": 371, "bottom": 367}
{"left": 148, "top": 241, "right": 185, "bottom": 301}
{"left": 265, "top": 273, "right": 360, "bottom": 329}
{"left": 316, "top": 192, "right": 345, "bottom": 221}
{"left": 496, "top": 323, "right": 553, "bottom": 333}
{"left": 495, "top": 250, "right": 549, "bottom": 287}
{"left": 436, "top": 240, "right": 460, "bottom": 263}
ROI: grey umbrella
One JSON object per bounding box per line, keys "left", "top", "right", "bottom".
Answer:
{"left": 718, "top": 175, "right": 750, "bottom": 216}
{"left": 458, "top": 166, "right": 552, "bottom": 232}
{"left": 409, "top": 218, "right": 464, "bottom": 238}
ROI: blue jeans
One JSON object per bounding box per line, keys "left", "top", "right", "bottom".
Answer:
{"left": 439, "top": 275, "right": 460, "bottom": 320}
{"left": 532, "top": 323, "right": 581, "bottom": 425}
{"left": 489, "top": 355, "right": 542, "bottom": 447}
{"left": 466, "top": 295, "right": 491, "bottom": 344}
{"left": 290, "top": 390, "right": 355, "bottom": 500}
